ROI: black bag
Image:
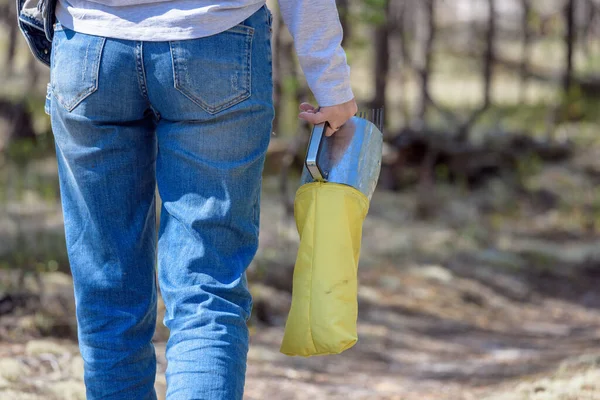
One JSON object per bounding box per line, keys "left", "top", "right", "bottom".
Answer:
{"left": 16, "top": 0, "right": 57, "bottom": 67}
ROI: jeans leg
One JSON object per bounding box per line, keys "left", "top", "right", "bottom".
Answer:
{"left": 145, "top": 7, "right": 273, "bottom": 399}
{"left": 50, "top": 29, "right": 158, "bottom": 400}
{"left": 153, "top": 98, "right": 272, "bottom": 400}
{"left": 155, "top": 111, "right": 270, "bottom": 398}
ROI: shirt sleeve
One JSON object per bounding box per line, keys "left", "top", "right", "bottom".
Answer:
{"left": 277, "top": 0, "right": 354, "bottom": 107}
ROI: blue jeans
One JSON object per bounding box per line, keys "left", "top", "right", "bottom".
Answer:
{"left": 48, "top": 6, "right": 273, "bottom": 399}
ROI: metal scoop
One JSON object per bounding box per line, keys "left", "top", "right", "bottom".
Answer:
{"left": 301, "top": 109, "right": 384, "bottom": 200}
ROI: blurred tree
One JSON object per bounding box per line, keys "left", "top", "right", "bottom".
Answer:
{"left": 415, "top": 0, "right": 435, "bottom": 128}
{"left": 563, "top": 0, "right": 576, "bottom": 93}
{"left": 0, "top": 0, "right": 18, "bottom": 77}
{"left": 520, "top": 0, "right": 531, "bottom": 103}
{"left": 370, "top": 0, "right": 390, "bottom": 111}
{"left": 337, "top": 0, "right": 351, "bottom": 47}
{"left": 582, "top": 0, "right": 598, "bottom": 56}
{"left": 456, "top": 0, "right": 496, "bottom": 142}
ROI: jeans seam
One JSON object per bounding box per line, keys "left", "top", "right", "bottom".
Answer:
{"left": 244, "top": 27, "right": 253, "bottom": 108}
{"left": 135, "top": 41, "right": 149, "bottom": 100}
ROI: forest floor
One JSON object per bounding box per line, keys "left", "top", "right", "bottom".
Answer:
{"left": 3, "top": 1, "right": 600, "bottom": 397}
{"left": 3, "top": 146, "right": 600, "bottom": 399}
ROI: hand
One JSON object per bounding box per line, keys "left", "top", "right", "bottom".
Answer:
{"left": 298, "top": 98, "right": 358, "bottom": 137}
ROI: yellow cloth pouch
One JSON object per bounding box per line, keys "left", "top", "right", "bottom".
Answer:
{"left": 280, "top": 181, "right": 369, "bottom": 356}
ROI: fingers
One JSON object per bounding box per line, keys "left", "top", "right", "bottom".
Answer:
{"left": 299, "top": 102, "right": 316, "bottom": 112}
{"left": 299, "top": 106, "right": 344, "bottom": 136}
{"left": 298, "top": 109, "right": 328, "bottom": 125}
{"left": 298, "top": 98, "right": 358, "bottom": 136}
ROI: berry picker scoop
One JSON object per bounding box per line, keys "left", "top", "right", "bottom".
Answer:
{"left": 281, "top": 109, "right": 383, "bottom": 357}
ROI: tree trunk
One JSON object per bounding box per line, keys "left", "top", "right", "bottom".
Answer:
{"left": 482, "top": 0, "right": 495, "bottom": 109}
{"left": 415, "top": 0, "right": 435, "bottom": 128}
{"left": 414, "top": 0, "right": 438, "bottom": 217}
{"left": 337, "top": 0, "right": 351, "bottom": 47}
{"left": 563, "top": 0, "right": 575, "bottom": 94}
{"left": 371, "top": 0, "right": 390, "bottom": 109}
{"left": 519, "top": 0, "right": 531, "bottom": 103}
{"left": 398, "top": 0, "right": 412, "bottom": 67}
{"left": 456, "top": 0, "right": 496, "bottom": 142}
{"left": 583, "top": 0, "right": 597, "bottom": 56}
{"left": 27, "top": 57, "right": 39, "bottom": 92}
{"left": 396, "top": 0, "right": 411, "bottom": 123}
{"left": 6, "top": 4, "right": 18, "bottom": 77}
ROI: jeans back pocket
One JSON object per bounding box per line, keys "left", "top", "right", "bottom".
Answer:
{"left": 170, "top": 24, "right": 254, "bottom": 114}
{"left": 51, "top": 29, "right": 106, "bottom": 112}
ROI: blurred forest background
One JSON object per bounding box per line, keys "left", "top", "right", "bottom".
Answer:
{"left": 2, "top": 0, "right": 600, "bottom": 399}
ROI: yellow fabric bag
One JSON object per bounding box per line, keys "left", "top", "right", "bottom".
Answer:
{"left": 280, "top": 181, "right": 369, "bottom": 356}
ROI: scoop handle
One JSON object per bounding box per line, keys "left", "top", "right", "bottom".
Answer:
{"left": 305, "top": 122, "right": 327, "bottom": 181}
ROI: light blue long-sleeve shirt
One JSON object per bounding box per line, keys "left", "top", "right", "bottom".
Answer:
{"left": 56, "top": 0, "right": 354, "bottom": 106}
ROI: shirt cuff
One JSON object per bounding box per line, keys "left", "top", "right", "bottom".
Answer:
{"left": 312, "top": 82, "right": 355, "bottom": 107}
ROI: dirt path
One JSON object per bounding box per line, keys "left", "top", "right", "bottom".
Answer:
{"left": 244, "top": 262, "right": 600, "bottom": 400}
{"left": 1, "top": 263, "right": 600, "bottom": 400}
{"left": 2, "top": 168, "right": 600, "bottom": 399}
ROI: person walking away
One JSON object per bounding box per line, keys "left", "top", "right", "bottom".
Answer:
{"left": 32, "top": 0, "right": 357, "bottom": 398}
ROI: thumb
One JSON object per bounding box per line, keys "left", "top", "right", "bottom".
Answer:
{"left": 298, "top": 110, "right": 328, "bottom": 125}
